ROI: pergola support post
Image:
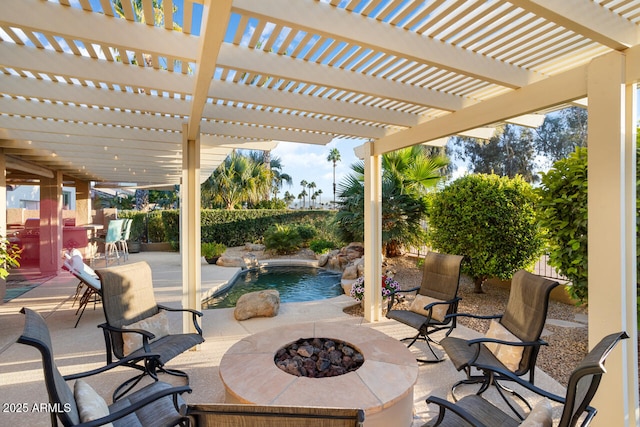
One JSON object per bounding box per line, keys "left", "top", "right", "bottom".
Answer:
{"left": 587, "top": 51, "right": 639, "bottom": 426}
{"left": 181, "top": 123, "right": 201, "bottom": 336}
{"left": 363, "top": 141, "right": 382, "bottom": 322}
{"left": 39, "top": 170, "right": 63, "bottom": 275}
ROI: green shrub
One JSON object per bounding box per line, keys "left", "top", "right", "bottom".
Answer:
{"left": 201, "top": 241, "right": 226, "bottom": 258}
{"left": 264, "top": 224, "right": 302, "bottom": 254}
{"left": 309, "top": 239, "right": 337, "bottom": 254}
{"left": 295, "top": 224, "right": 317, "bottom": 244}
{"left": 427, "top": 174, "right": 544, "bottom": 292}
{"left": 538, "top": 148, "right": 588, "bottom": 303}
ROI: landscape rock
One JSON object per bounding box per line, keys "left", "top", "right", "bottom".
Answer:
{"left": 245, "top": 243, "right": 265, "bottom": 251}
{"left": 234, "top": 289, "right": 280, "bottom": 321}
{"left": 342, "top": 264, "right": 359, "bottom": 280}
{"left": 216, "top": 255, "right": 245, "bottom": 267}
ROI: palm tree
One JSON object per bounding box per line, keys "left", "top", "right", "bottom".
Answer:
{"left": 316, "top": 189, "right": 323, "bottom": 206}
{"left": 248, "top": 151, "right": 292, "bottom": 200}
{"left": 327, "top": 148, "right": 341, "bottom": 207}
{"left": 202, "top": 151, "right": 271, "bottom": 209}
{"left": 307, "top": 181, "right": 316, "bottom": 208}
{"left": 283, "top": 191, "right": 295, "bottom": 207}
{"left": 336, "top": 145, "right": 449, "bottom": 256}
{"left": 299, "top": 180, "right": 308, "bottom": 208}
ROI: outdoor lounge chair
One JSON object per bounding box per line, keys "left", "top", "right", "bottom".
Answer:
{"left": 386, "top": 252, "right": 464, "bottom": 363}
{"left": 17, "top": 307, "right": 190, "bottom": 427}
{"left": 425, "top": 331, "right": 628, "bottom": 427}
{"left": 62, "top": 250, "right": 102, "bottom": 328}
{"left": 182, "top": 404, "right": 365, "bottom": 427}
{"left": 96, "top": 261, "right": 204, "bottom": 400}
{"left": 440, "top": 270, "right": 559, "bottom": 411}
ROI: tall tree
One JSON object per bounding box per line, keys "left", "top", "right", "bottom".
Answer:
{"left": 299, "top": 180, "right": 308, "bottom": 208}
{"left": 535, "top": 107, "right": 588, "bottom": 165}
{"left": 450, "top": 125, "right": 539, "bottom": 183}
{"left": 201, "top": 151, "right": 271, "bottom": 209}
{"left": 307, "top": 182, "right": 316, "bottom": 208}
{"left": 327, "top": 148, "right": 341, "bottom": 207}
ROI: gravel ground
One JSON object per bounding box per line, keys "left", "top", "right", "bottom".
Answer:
{"left": 346, "top": 255, "right": 588, "bottom": 387}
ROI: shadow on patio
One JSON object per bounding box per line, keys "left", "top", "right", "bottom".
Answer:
{"left": 0, "top": 252, "right": 567, "bottom": 426}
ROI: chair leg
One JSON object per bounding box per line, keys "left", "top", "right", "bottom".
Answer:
{"left": 400, "top": 331, "right": 445, "bottom": 364}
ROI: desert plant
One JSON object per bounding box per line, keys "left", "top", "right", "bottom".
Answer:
{"left": 264, "top": 224, "right": 303, "bottom": 254}
{"left": 537, "top": 147, "right": 588, "bottom": 303}
{"left": 201, "top": 242, "right": 227, "bottom": 259}
{"left": 295, "top": 224, "right": 317, "bottom": 244}
{"left": 309, "top": 239, "right": 337, "bottom": 255}
{"left": 427, "top": 174, "right": 544, "bottom": 293}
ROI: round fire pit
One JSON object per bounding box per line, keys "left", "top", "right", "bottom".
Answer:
{"left": 219, "top": 322, "right": 418, "bottom": 427}
{"left": 275, "top": 337, "right": 364, "bottom": 378}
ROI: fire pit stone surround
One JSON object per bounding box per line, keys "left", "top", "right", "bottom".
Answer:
{"left": 219, "top": 322, "right": 418, "bottom": 427}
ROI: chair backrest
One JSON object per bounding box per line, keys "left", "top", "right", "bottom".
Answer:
{"left": 184, "top": 404, "right": 365, "bottom": 427}
{"left": 500, "top": 270, "right": 559, "bottom": 375}
{"left": 419, "top": 252, "right": 464, "bottom": 305}
{"left": 120, "top": 218, "right": 132, "bottom": 241}
{"left": 105, "top": 219, "right": 124, "bottom": 244}
{"left": 96, "top": 261, "right": 160, "bottom": 359}
{"left": 558, "top": 331, "right": 628, "bottom": 427}
{"left": 17, "top": 308, "right": 81, "bottom": 427}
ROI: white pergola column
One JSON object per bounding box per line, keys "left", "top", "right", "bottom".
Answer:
{"left": 181, "top": 123, "right": 201, "bottom": 334}
{"left": 363, "top": 142, "right": 382, "bottom": 322}
{"left": 587, "top": 51, "right": 639, "bottom": 426}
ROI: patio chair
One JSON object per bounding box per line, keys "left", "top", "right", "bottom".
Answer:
{"left": 17, "top": 307, "right": 190, "bottom": 427}
{"left": 440, "top": 270, "right": 559, "bottom": 411}
{"left": 425, "top": 331, "right": 628, "bottom": 427}
{"left": 62, "top": 250, "right": 102, "bottom": 328}
{"left": 118, "top": 218, "right": 133, "bottom": 261}
{"left": 182, "top": 404, "right": 365, "bottom": 427}
{"left": 385, "top": 252, "right": 464, "bottom": 363}
{"left": 96, "top": 261, "right": 204, "bottom": 400}
{"left": 104, "top": 218, "right": 124, "bottom": 266}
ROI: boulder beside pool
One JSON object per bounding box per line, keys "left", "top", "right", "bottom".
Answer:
{"left": 234, "top": 289, "right": 280, "bottom": 321}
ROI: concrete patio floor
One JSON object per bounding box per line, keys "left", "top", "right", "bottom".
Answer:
{"left": 0, "top": 252, "right": 567, "bottom": 426}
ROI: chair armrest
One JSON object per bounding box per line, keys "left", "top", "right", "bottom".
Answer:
{"left": 386, "top": 286, "right": 421, "bottom": 311}
{"left": 98, "top": 322, "right": 156, "bottom": 354}
{"left": 425, "top": 396, "right": 490, "bottom": 427}
{"left": 467, "top": 337, "right": 547, "bottom": 348}
{"left": 158, "top": 304, "right": 203, "bottom": 335}
{"left": 62, "top": 353, "right": 162, "bottom": 381}
{"left": 444, "top": 312, "right": 502, "bottom": 321}
{"left": 75, "top": 385, "right": 192, "bottom": 427}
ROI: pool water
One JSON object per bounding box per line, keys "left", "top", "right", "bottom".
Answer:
{"left": 204, "top": 266, "right": 343, "bottom": 309}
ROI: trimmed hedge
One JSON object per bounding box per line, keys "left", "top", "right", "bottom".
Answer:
{"left": 162, "top": 209, "right": 336, "bottom": 248}
{"left": 119, "top": 210, "right": 165, "bottom": 243}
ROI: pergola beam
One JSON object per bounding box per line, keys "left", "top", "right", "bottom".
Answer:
{"left": 232, "top": 0, "right": 539, "bottom": 88}
{"left": 373, "top": 64, "right": 588, "bottom": 155}
{"left": 509, "top": 0, "right": 639, "bottom": 50}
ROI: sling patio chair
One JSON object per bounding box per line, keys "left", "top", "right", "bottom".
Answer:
{"left": 96, "top": 261, "right": 204, "bottom": 400}
{"left": 182, "top": 404, "right": 365, "bottom": 427}
{"left": 117, "top": 218, "right": 133, "bottom": 261}
{"left": 440, "top": 270, "right": 559, "bottom": 413}
{"left": 17, "top": 307, "right": 190, "bottom": 427}
{"left": 103, "top": 218, "right": 124, "bottom": 266}
{"left": 63, "top": 249, "right": 102, "bottom": 328}
{"left": 425, "top": 331, "right": 628, "bottom": 427}
{"left": 385, "top": 252, "right": 464, "bottom": 363}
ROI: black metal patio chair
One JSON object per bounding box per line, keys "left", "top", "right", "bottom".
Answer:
{"left": 386, "top": 252, "right": 464, "bottom": 363}
{"left": 17, "top": 307, "right": 190, "bottom": 427}
{"left": 426, "top": 331, "right": 628, "bottom": 427}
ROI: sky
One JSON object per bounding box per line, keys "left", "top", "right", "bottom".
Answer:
{"left": 270, "top": 138, "right": 363, "bottom": 207}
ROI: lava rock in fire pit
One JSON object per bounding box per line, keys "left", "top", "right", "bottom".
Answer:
{"left": 274, "top": 337, "right": 364, "bottom": 378}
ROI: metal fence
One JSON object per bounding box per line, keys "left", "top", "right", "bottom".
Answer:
{"left": 405, "top": 246, "right": 568, "bottom": 282}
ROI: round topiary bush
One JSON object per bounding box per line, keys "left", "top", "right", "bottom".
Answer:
{"left": 427, "top": 174, "right": 544, "bottom": 292}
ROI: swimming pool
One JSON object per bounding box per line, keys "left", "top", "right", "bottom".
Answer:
{"left": 203, "top": 265, "right": 343, "bottom": 309}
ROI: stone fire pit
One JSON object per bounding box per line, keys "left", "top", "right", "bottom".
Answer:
{"left": 219, "top": 322, "right": 418, "bottom": 427}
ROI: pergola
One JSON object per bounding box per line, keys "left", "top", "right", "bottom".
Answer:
{"left": 1, "top": 1, "right": 639, "bottom": 424}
